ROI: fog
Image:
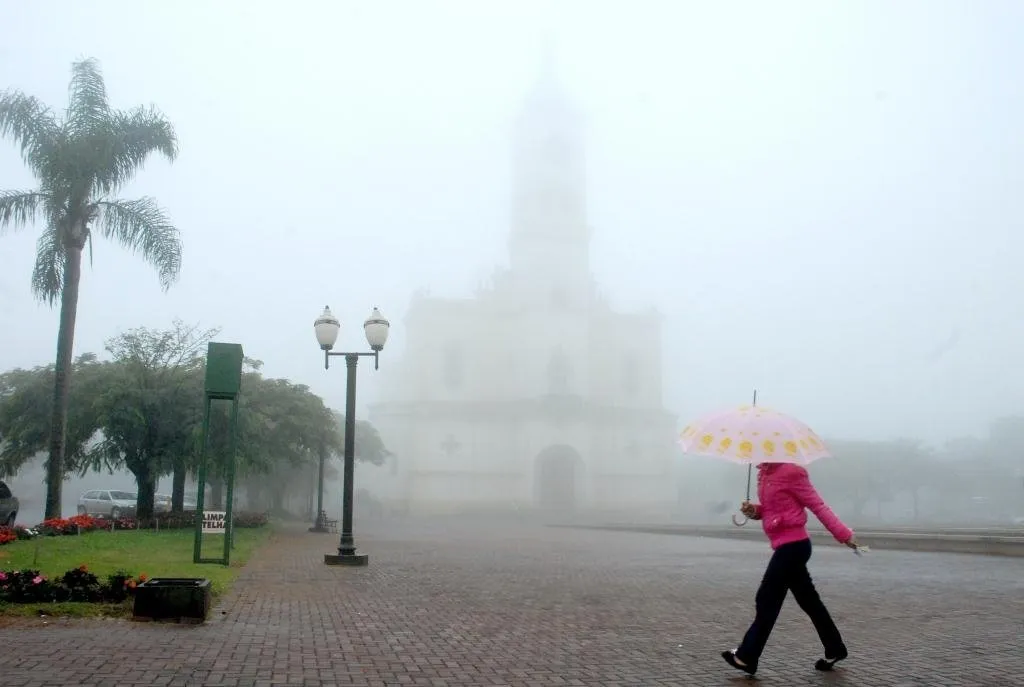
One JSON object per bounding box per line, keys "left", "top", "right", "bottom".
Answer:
{"left": 2, "top": 2, "right": 1023, "bottom": 527}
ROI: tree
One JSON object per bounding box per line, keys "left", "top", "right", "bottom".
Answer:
{"left": 0, "top": 354, "right": 108, "bottom": 478}
{"left": 218, "top": 376, "right": 339, "bottom": 513}
{"left": 335, "top": 412, "right": 392, "bottom": 467}
{"left": 0, "top": 58, "right": 180, "bottom": 518}
{"left": 87, "top": 322, "right": 214, "bottom": 519}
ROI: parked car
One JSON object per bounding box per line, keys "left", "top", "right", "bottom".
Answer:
{"left": 77, "top": 490, "right": 137, "bottom": 518}
{"left": 155, "top": 494, "right": 199, "bottom": 513}
{"left": 0, "top": 480, "right": 18, "bottom": 526}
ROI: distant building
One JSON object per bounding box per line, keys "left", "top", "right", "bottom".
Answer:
{"left": 368, "top": 51, "right": 677, "bottom": 515}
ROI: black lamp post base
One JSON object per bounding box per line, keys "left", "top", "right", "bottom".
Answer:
{"left": 324, "top": 553, "right": 369, "bottom": 567}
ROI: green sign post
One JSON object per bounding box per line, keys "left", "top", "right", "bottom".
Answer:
{"left": 193, "top": 342, "right": 243, "bottom": 566}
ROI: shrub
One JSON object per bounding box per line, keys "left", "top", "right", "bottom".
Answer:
{"left": 0, "top": 565, "right": 145, "bottom": 604}
{"left": 0, "top": 569, "right": 59, "bottom": 603}
{"left": 0, "top": 526, "right": 38, "bottom": 546}
{"left": 60, "top": 565, "right": 103, "bottom": 602}
{"left": 0, "top": 510, "right": 269, "bottom": 546}
{"left": 233, "top": 511, "right": 269, "bottom": 528}
{"left": 36, "top": 514, "right": 103, "bottom": 537}
{"left": 116, "top": 510, "right": 267, "bottom": 531}
{"left": 13, "top": 525, "right": 37, "bottom": 540}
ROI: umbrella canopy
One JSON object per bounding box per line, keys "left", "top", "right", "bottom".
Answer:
{"left": 678, "top": 404, "right": 831, "bottom": 466}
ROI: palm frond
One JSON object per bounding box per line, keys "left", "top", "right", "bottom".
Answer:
{"left": 0, "top": 90, "right": 61, "bottom": 174}
{"left": 30, "top": 226, "right": 65, "bottom": 305}
{"left": 95, "top": 197, "right": 181, "bottom": 289}
{"left": 0, "top": 190, "right": 46, "bottom": 234}
{"left": 65, "top": 58, "right": 110, "bottom": 136}
{"left": 95, "top": 105, "right": 178, "bottom": 194}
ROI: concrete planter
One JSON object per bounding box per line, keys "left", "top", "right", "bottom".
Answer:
{"left": 133, "top": 578, "right": 212, "bottom": 622}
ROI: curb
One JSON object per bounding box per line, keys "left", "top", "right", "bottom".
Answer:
{"left": 556, "top": 524, "right": 1024, "bottom": 558}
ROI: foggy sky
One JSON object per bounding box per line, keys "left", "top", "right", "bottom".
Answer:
{"left": 2, "top": 0, "right": 1022, "bottom": 447}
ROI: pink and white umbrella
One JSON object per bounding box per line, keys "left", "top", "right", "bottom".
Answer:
{"left": 678, "top": 393, "right": 833, "bottom": 525}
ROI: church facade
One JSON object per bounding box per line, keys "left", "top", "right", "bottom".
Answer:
{"left": 367, "top": 59, "right": 677, "bottom": 515}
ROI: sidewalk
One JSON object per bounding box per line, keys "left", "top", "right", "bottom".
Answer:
{"left": 1, "top": 517, "right": 1020, "bottom": 686}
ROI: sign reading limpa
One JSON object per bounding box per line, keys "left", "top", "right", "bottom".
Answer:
{"left": 201, "top": 511, "right": 228, "bottom": 535}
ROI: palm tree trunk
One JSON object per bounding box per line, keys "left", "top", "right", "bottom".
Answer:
{"left": 135, "top": 467, "right": 157, "bottom": 520}
{"left": 44, "top": 244, "right": 84, "bottom": 520}
{"left": 171, "top": 460, "right": 186, "bottom": 512}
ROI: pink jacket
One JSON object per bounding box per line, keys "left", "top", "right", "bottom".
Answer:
{"left": 751, "top": 463, "right": 853, "bottom": 549}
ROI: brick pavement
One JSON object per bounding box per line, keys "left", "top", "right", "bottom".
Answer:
{"left": 1, "top": 516, "right": 1021, "bottom": 686}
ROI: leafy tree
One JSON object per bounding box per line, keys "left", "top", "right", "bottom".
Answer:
{"left": 87, "top": 322, "right": 214, "bottom": 519}
{"left": 0, "top": 58, "right": 180, "bottom": 518}
{"left": 335, "top": 411, "right": 392, "bottom": 467}
{"left": 210, "top": 374, "right": 338, "bottom": 511}
{"left": 0, "top": 321, "right": 394, "bottom": 521}
{"left": 0, "top": 354, "right": 108, "bottom": 478}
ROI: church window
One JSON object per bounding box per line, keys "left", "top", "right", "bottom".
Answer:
{"left": 440, "top": 434, "right": 462, "bottom": 457}
{"left": 547, "top": 135, "right": 569, "bottom": 164}
{"left": 443, "top": 344, "right": 463, "bottom": 391}
{"left": 547, "top": 347, "right": 571, "bottom": 395}
{"left": 621, "top": 354, "right": 639, "bottom": 395}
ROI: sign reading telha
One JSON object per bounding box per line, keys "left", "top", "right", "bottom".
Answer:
{"left": 202, "top": 511, "right": 227, "bottom": 535}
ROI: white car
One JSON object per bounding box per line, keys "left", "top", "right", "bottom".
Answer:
{"left": 77, "top": 490, "right": 137, "bottom": 518}
{"left": 155, "top": 494, "right": 198, "bottom": 513}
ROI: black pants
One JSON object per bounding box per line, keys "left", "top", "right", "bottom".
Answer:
{"left": 735, "top": 538, "right": 845, "bottom": 664}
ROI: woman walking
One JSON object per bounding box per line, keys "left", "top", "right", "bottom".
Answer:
{"left": 722, "top": 461, "right": 859, "bottom": 676}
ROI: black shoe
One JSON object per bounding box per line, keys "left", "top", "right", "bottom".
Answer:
{"left": 815, "top": 646, "right": 848, "bottom": 671}
{"left": 722, "top": 650, "right": 757, "bottom": 676}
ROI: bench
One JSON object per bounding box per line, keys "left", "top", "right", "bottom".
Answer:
{"left": 315, "top": 510, "right": 338, "bottom": 533}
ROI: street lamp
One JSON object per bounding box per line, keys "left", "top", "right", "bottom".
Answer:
{"left": 314, "top": 305, "right": 390, "bottom": 567}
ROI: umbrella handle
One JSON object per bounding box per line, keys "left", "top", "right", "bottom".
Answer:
{"left": 731, "top": 512, "right": 748, "bottom": 527}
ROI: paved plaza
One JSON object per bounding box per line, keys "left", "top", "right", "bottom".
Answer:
{"left": 1, "top": 516, "right": 1021, "bottom": 686}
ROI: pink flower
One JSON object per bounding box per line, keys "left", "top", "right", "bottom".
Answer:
{"left": 32, "top": 575, "right": 44, "bottom": 585}
{"left": 0, "top": 571, "right": 7, "bottom": 581}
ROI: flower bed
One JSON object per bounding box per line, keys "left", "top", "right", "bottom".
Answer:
{"left": 0, "top": 510, "right": 269, "bottom": 545}
{"left": 0, "top": 565, "right": 147, "bottom": 604}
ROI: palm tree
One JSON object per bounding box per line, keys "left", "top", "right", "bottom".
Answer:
{"left": 0, "top": 58, "right": 181, "bottom": 519}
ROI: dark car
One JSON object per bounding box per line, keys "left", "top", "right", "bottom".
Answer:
{"left": 0, "top": 480, "right": 19, "bottom": 526}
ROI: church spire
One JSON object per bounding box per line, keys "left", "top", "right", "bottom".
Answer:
{"left": 520, "top": 28, "right": 577, "bottom": 127}
{"left": 505, "top": 34, "right": 592, "bottom": 307}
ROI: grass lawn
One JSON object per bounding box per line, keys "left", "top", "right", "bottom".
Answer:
{"left": 0, "top": 527, "right": 271, "bottom": 618}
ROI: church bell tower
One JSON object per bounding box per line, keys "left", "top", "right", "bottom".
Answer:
{"left": 507, "top": 42, "right": 593, "bottom": 308}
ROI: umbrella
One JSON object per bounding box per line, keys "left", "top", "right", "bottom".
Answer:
{"left": 678, "top": 391, "right": 832, "bottom": 526}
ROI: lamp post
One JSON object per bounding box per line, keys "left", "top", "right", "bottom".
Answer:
{"left": 308, "top": 441, "right": 329, "bottom": 533}
{"left": 314, "top": 305, "right": 390, "bottom": 567}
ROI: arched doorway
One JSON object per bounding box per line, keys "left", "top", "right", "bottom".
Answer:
{"left": 534, "top": 444, "right": 582, "bottom": 510}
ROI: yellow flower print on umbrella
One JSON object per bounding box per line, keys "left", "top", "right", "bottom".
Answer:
{"left": 677, "top": 391, "right": 835, "bottom": 527}
{"left": 678, "top": 401, "right": 831, "bottom": 466}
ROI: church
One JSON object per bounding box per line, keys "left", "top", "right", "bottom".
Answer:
{"left": 367, "top": 53, "right": 678, "bottom": 516}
